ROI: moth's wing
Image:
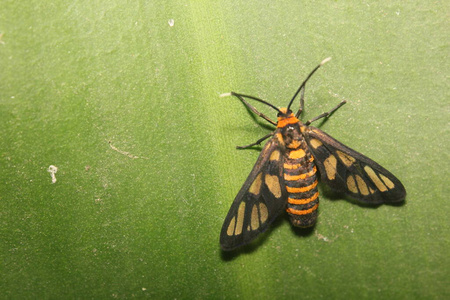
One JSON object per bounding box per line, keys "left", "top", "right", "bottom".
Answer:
{"left": 304, "top": 127, "right": 406, "bottom": 204}
{"left": 220, "top": 135, "right": 288, "bottom": 251}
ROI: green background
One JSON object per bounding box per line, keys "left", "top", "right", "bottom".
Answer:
{"left": 1, "top": 1, "right": 448, "bottom": 299}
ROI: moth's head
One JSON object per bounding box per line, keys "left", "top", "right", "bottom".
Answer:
{"left": 277, "top": 107, "right": 294, "bottom": 119}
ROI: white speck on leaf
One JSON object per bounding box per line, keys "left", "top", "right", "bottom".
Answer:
{"left": 108, "top": 141, "right": 149, "bottom": 159}
{"left": 47, "top": 165, "right": 58, "bottom": 183}
{"left": 168, "top": 19, "right": 174, "bottom": 27}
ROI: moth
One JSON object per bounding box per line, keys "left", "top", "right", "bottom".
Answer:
{"left": 219, "top": 58, "right": 406, "bottom": 251}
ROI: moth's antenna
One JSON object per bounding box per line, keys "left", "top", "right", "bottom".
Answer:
{"left": 287, "top": 57, "right": 331, "bottom": 112}
{"left": 220, "top": 92, "right": 282, "bottom": 114}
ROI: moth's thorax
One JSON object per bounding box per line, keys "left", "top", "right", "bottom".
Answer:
{"left": 276, "top": 108, "right": 299, "bottom": 129}
{"left": 275, "top": 110, "right": 306, "bottom": 149}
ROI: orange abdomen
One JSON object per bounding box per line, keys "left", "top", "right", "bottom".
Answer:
{"left": 283, "top": 144, "right": 319, "bottom": 227}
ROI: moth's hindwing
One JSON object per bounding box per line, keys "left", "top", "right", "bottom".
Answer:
{"left": 304, "top": 127, "right": 406, "bottom": 204}
{"left": 220, "top": 135, "right": 288, "bottom": 250}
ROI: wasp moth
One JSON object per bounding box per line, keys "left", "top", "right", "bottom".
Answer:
{"left": 219, "top": 58, "right": 406, "bottom": 251}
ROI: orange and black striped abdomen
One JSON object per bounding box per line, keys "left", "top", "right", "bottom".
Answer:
{"left": 283, "top": 144, "right": 319, "bottom": 227}
{"left": 277, "top": 110, "right": 319, "bottom": 227}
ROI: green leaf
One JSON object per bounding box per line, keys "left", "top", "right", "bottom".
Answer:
{"left": 1, "top": 1, "right": 448, "bottom": 299}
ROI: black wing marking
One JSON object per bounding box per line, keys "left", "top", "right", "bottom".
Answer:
{"left": 304, "top": 126, "right": 406, "bottom": 204}
{"left": 220, "top": 134, "right": 288, "bottom": 251}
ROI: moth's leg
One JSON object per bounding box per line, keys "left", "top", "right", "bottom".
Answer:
{"left": 305, "top": 100, "right": 346, "bottom": 125}
{"left": 236, "top": 133, "right": 273, "bottom": 149}
{"left": 295, "top": 86, "right": 305, "bottom": 118}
